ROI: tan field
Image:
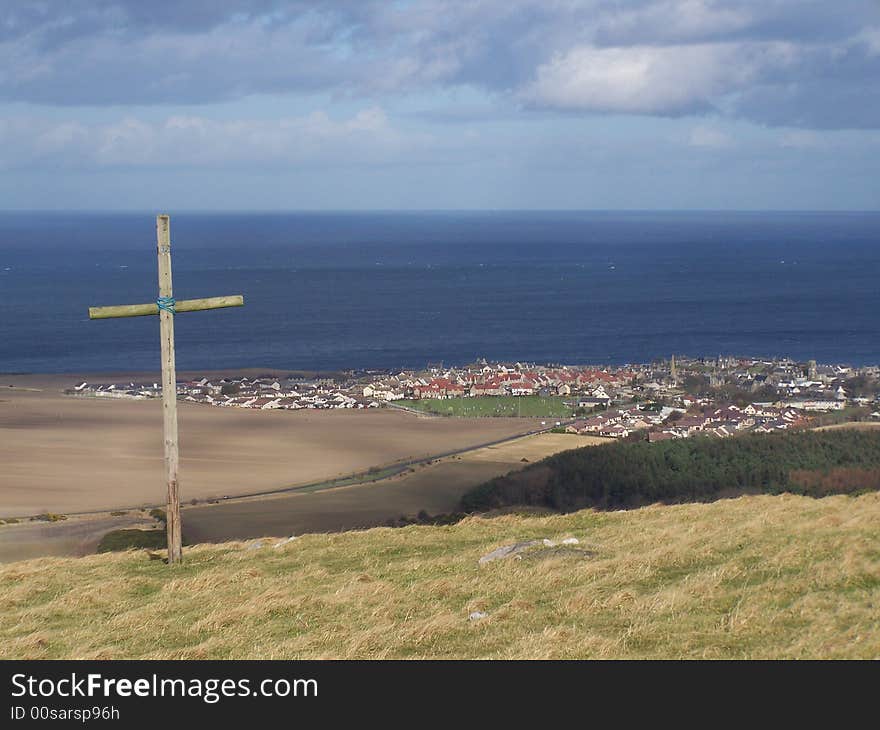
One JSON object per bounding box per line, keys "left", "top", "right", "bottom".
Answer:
{"left": 814, "top": 421, "right": 880, "bottom": 431}
{"left": 0, "top": 375, "right": 546, "bottom": 517}
{"left": 182, "top": 433, "right": 604, "bottom": 544}
{"left": 0, "top": 431, "right": 603, "bottom": 561}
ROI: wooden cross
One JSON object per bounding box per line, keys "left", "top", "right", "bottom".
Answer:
{"left": 88, "top": 214, "right": 244, "bottom": 563}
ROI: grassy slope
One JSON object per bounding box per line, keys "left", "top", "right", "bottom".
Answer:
{"left": 1, "top": 493, "right": 878, "bottom": 659}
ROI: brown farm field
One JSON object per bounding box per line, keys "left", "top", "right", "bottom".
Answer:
{"left": 814, "top": 421, "right": 880, "bottom": 431}
{"left": 0, "top": 428, "right": 602, "bottom": 561}
{"left": 182, "top": 433, "right": 604, "bottom": 545}
{"left": 0, "top": 375, "right": 544, "bottom": 517}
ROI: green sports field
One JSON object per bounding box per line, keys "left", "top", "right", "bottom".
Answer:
{"left": 398, "top": 395, "right": 575, "bottom": 418}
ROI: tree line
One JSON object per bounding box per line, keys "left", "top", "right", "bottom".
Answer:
{"left": 460, "top": 429, "right": 880, "bottom": 513}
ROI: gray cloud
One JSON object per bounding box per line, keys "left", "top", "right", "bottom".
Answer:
{"left": 1, "top": 0, "right": 879, "bottom": 128}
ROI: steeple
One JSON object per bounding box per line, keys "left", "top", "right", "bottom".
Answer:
{"left": 670, "top": 354, "right": 677, "bottom": 382}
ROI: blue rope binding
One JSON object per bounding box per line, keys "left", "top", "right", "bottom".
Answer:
{"left": 156, "top": 296, "right": 176, "bottom": 315}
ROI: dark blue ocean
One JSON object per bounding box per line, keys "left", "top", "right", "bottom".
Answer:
{"left": 0, "top": 211, "right": 878, "bottom": 373}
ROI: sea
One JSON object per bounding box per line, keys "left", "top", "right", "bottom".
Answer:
{"left": 0, "top": 211, "right": 878, "bottom": 374}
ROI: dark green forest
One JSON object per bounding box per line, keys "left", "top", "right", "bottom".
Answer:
{"left": 461, "top": 429, "right": 880, "bottom": 512}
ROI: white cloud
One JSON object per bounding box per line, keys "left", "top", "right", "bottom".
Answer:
{"left": 521, "top": 43, "right": 761, "bottom": 115}
{"left": 854, "top": 27, "right": 880, "bottom": 57}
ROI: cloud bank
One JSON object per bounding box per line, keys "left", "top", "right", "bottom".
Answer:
{"left": 0, "top": 107, "right": 433, "bottom": 169}
{"left": 2, "top": 0, "right": 879, "bottom": 129}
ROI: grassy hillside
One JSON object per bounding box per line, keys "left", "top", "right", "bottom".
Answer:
{"left": 1, "top": 493, "right": 878, "bottom": 659}
{"left": 462, "top": 429, "right": 880, "bottom": 512}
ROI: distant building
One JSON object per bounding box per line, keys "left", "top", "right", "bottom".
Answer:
{"left": 785, "top": 399, "right": 845, "bottom": 412}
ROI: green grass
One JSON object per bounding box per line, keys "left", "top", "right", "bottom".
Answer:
{"left": 1, "top": 492, "right": 878, "bottom": 659}
{"left": 291, "top": 465, "right": 409, "bottom": 494}
{"left": 97, "top": 529, "right": 167, "bottom": 553}
{"left": 810, "top": 405, "right": 873, "bottom": 427}
{"left": 399, "top": 395, "right": 575, "bottom": 418}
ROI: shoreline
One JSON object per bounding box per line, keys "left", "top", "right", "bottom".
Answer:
{"left": 1, "top": 369, "right": 310, "bottom": 390}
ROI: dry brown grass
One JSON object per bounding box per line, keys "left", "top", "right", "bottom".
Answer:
{"left": 1, "top": 493, "right": 878, "bottom": 659}
{"left": 815, "top": 421, "right": 880, "bottom": 431}
{"left": 456, "top": 433, "right": 607, "bottom": 463}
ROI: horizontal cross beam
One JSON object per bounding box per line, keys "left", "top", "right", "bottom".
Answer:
{"left": 89, "top": 295, "right": 244, "bottom": 320}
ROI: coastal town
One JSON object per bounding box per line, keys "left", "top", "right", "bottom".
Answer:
{"left": 68, "top": 355, "right": 880, "bottom": 442}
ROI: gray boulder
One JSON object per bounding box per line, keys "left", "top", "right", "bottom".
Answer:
{"left": 478, "top": 540, "right": 543, "bottom": 565}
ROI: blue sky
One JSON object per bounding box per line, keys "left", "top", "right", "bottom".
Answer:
{"left": 1, "top": 0, "right": 879, "bottom": 210}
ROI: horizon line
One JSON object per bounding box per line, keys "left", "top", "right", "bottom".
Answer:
{"left": 1, "top": 208, "right": 879, "bottom": 215}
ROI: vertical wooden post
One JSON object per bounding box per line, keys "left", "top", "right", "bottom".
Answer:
{"left": 156, "top": 214, "right": 182, "bottom": 563}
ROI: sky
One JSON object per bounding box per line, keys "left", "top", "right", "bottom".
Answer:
{"left": 1, "top": 0, "right": 879, "bottom": 211}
